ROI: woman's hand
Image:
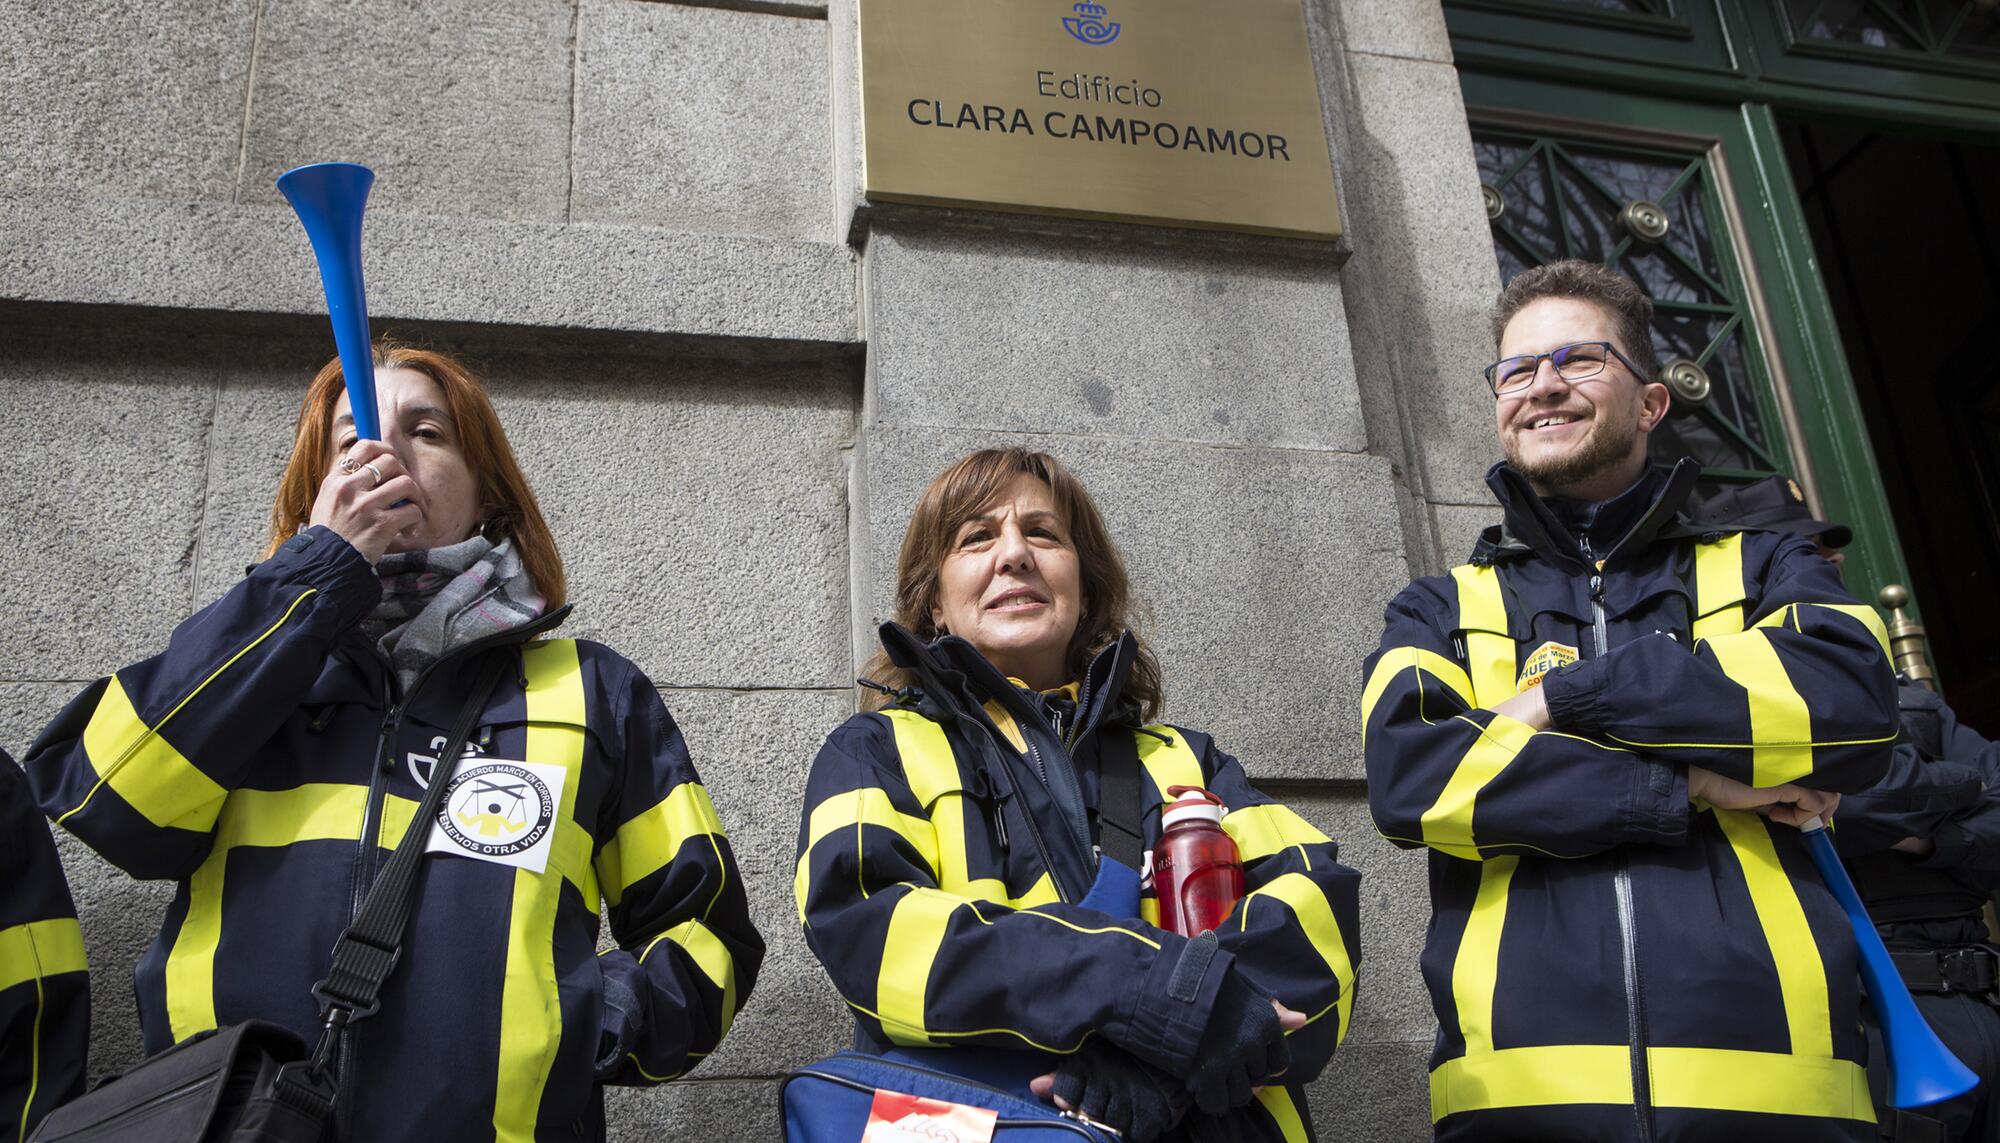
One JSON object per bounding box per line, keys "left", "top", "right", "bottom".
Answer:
{"left": 1687, "top": 765, "right": 1839, "bottom": 829}
{"left": 1489, "top": 686, "right": 1552, "bottom": 731}
{"left": 309, "top": 440, "right": 426, "bottom": 565}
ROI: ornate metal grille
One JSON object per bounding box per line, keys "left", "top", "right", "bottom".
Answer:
{"left": 1474, "top": 128, "right": 1790, "bottom": 485}
{"left": 1785, "top": 0, "right": 2000, "bottom": 62}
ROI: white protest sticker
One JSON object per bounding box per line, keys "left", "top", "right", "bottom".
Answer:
{"left": 423, "top": 756, "right": 568, "bottom": 874}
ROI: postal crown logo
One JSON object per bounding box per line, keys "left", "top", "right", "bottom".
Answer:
{"left": 1063, "top": 1, "right": 1120, "bottom": 45}
{"left": 438, "top": 762, "right": 555, "bottom": 858}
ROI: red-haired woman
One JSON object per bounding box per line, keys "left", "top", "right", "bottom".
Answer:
{"left": 26, "top": 344, "right": 761, "bottom": 1142}
{"left": 795, "top": 447, "right": 1361, "bottom": 1143}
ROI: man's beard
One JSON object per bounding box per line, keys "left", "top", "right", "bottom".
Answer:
{"left": 1504, "top": 414, "right": 1638, "bottom": 492}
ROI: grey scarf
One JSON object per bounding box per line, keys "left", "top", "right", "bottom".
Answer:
{"left": 361, "top": 535, "right": 546, "bottom": 691}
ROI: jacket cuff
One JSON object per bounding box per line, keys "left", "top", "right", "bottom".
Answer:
{"left": 1110, "top": 932, "right": 1234, "bottom": 1078}
{"left": 1625, "top": 760, "right": 1690, "bottom": 845}
{"left": 258, "top": 526, "right": 381, "bottom": 628}
{"left": 1540, "top": 659, "right": 1606, "bottom": 733}
{"left": 1919, "top": 820, "right": 1971, "bottom": 870}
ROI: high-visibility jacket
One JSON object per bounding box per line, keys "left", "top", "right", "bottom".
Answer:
{"left": 1, "top": 751, "right": 88, "bottom": 1141}
{"left": 796, "top": 623, "right": 1362, "bottom": 1143}
{"left": 24, "top": 526, "right": 761, "bottom": 1143}
{"left": 1364, "top": 461, "right": 1899, "bottom": 1142}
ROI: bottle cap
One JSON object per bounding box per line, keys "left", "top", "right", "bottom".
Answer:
{"left": 1163, "top": 785, "right": 1225, "bottom": 828}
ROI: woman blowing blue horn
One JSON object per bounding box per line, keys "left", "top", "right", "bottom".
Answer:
{"left": 25, "top": 344, "right": 762, "bottom": 1142}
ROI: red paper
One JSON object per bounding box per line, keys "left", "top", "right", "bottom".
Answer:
{"left": 860, "top": 1089, "right": 999, "bottom": 1143}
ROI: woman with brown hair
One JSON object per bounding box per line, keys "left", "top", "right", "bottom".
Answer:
{"left": 795, "top": 447, "right": 1362, "bottom": 1143}
{"left": 26, "top": 343, "right": 762, "bottom": 1141}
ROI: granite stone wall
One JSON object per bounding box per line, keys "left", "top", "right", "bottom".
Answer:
{"left": 0, "top": 0, "right": 1500, "bottom": 1137}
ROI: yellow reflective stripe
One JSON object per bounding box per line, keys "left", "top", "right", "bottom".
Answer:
{"left": 1009, "top": 872, "right": 1060, "bottom": 909}
{"left": 1135, "top": 727, "right": 1203, "bottom": 807}
{"left": 1810, "top": 603, "right": 1893, "bottom": 661}
{"left": 1705, "top": 628, "right": 1816, "bottom": 786}
{"left": 643, "top": 918, "right": 739, "bottom": 1040}
{"left": 1451, "top": 565, "right": 1515, "bottom": 706}
{"left": 167, "top": 783, "right": 370, "bottom": 1042}
{"left": 1430, "top": 1044, "right": 1872, "bottom": 1121}
{"left": 1650, "top": 1046, "right": 1873, "bottom": 1120}
{"left": 1692, "top": 534, "right": 1748, "bottom": 639}
{"left": 887, "top": 711, "right": 1003, "bottom": 901}
{"left": 1222, "top": 803, "right": 1329, "bottom": 864}
{"left": 875, "top": 886, "right": 961, "bottom": 1046}
{"left": 494, "top": 640, "right": 586, "bottom": 1143}
{"left": 1361, "top": 647, "right": 1475, "bottom": 747}
{"left": 1421, "top": 715, "right": 1534, "bottom": 860}
{"left": 1253, "top": 1087, "right": 1309, "bottom": 1143}
{"left": 1449, "top": 855, "right": 1518, "bottom": 1055}
{"left": 78, "top": 677, "right": 227, "bottom": 832}
{"left": 1431, "top": 1044, "right": 1630, "bottom": 1120}
{"left": 598, "top": 783, "right": 726, "bottom": 907}
{"left": 62, "top": 590, "right": 319, "bottom": 830}
{"left": 0, "top": 919, "right": 87, "bottom": 993}
{"left": 168, "top": 858, "right": 227, "bottom": 1043}
{"left": 1241, "top": 872, "right": 1355, "bottom": 1043}
{"left": 1713, "top": 808, "right": 1832, "bottom": 1057}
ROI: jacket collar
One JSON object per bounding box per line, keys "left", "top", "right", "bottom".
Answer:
{"left": 877, "top": 622, "right": 1139, "bottom": 742}
{"left": 1475, "top": 459, "right": 1703, "bottom": 571}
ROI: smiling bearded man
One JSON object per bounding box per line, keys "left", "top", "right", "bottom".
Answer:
{"left": 1362, "top": 259, "right": 1901, "bottom": 1142}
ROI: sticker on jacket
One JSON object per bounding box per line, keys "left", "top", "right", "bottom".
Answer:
{"left": 1516, "top": 641, "right": 1578, "bottom": 693}
{"left": 862, "top": 1090, "right": 996, "bottom": 1143}
{"left": 423, "top": 756, "right": 568, "bottom": 874}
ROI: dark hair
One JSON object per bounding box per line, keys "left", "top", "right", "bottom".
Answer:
{"left": 1492, "top": 260, "right": 1660, "bottom": 382}
{"left": 266, "top": 340, "right": 567, "bottom": 610}
{"left": 859, "top": 447, "right": 1164, "bottom": 720}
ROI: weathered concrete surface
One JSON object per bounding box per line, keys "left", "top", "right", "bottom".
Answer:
{"left": 857, "top": 426, "right": 1408, "bottom": 783}
{"left": 1308, "top": 1039, "right": 1434, "bottom": 1141}
{"left": 605, "top": 1076, "right": 784, "bottom": 1139}
{"left": 661, "top": 687, "right": 853, "bottom": 1077}
{"left": 1330, "top": 0, "right": 1454, "bottom": 65}
{"left": 864, "top": 223, "right": 1365, "bottom": 455}
{"left": 0, "top": 310, "right": 257, "bottom": 681}
{"left": 1329, "top": 49, "right": 1502, "bottom": 522}
{"left": 0, "top": 0, "right": 256, "bottom": 201}
{"left": 239, "top": 0, "right": 574, "bottom": 222}
{"left": 1431, "top": 500, "right": 1501, "bottom": 570}
{"left": 574, "top": 0, "right": 833, "bottom": 241}
{"left": 0, "top": 193, "right": 859, "bottom": 348}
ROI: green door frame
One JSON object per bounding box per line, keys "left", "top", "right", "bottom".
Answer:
{"left": 1460, "top": 72, "right": 1914, "bottom": 612}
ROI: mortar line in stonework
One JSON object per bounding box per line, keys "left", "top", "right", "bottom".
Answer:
{"left": 230, "top": 0, "right": 267, "bottom": 206}
{"left": 885, "top": 422, "right": 1381, "bottom": 459}
{"left": 564, "top": 0, "right": 582, "bottom": 225}
{"left": 187, "top": 379, "right": 224, "bottom": 618}
{"left": 656, "top": 685, "right": 851, "bottom": 695}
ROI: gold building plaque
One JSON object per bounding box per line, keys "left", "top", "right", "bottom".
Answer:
{"left": 858, "top": 0, "right": 1342, "bottom": 240}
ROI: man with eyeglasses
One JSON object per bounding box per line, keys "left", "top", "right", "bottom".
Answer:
{"left": 1363, "top": 259, "right": 1900, "bottom": 1141}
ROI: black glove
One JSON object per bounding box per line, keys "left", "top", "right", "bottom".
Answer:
{"left": 1050, "top": 1041, "right": 1191, "bottom": 1143}
{"left": 1183, "top": 967, "right": 1289, "bottom": 1115}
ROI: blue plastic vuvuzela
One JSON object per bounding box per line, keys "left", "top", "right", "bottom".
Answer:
{"left": 1799, "top": 819, "right": 1979, "bottom": 1108}
{"left": 276, "top": 162, "right": 379, "bottom": 441}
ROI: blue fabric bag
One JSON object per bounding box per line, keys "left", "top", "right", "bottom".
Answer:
{"left": 783, "top": 858, "right": 1141, "bottom": 1142}
{"left": 780, "top": 1050, "right": 1119, "bottom": 1142}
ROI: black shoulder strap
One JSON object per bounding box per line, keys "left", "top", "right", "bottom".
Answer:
{"left": 1096, "top": 728, "right": 1148, "bottom": 870}
{"left": 275, "top": 652, "right": 511, "bottom": 1115}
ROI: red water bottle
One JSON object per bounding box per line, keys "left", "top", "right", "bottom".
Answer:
{"left": 1152, "top": 785, "right": 1245, "bottom": 936}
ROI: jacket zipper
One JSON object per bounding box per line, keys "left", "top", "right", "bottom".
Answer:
{"left": 1587, "top": 555, "right": 1653, "bottom": 1142}
{"left": 335, "top": 607, "right": 570, "bottom": 1131}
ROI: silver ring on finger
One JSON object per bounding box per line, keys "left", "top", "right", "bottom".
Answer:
{"left": 339, "top": 455, "right": 360, "bottom": 475}
{"left": 363, "top": 461, "right": 384, "bottom": 489}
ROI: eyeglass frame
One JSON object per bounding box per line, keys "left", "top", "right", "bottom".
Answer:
{"left": 1483, "top": 340, "right": 1649, "bottom": 398}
